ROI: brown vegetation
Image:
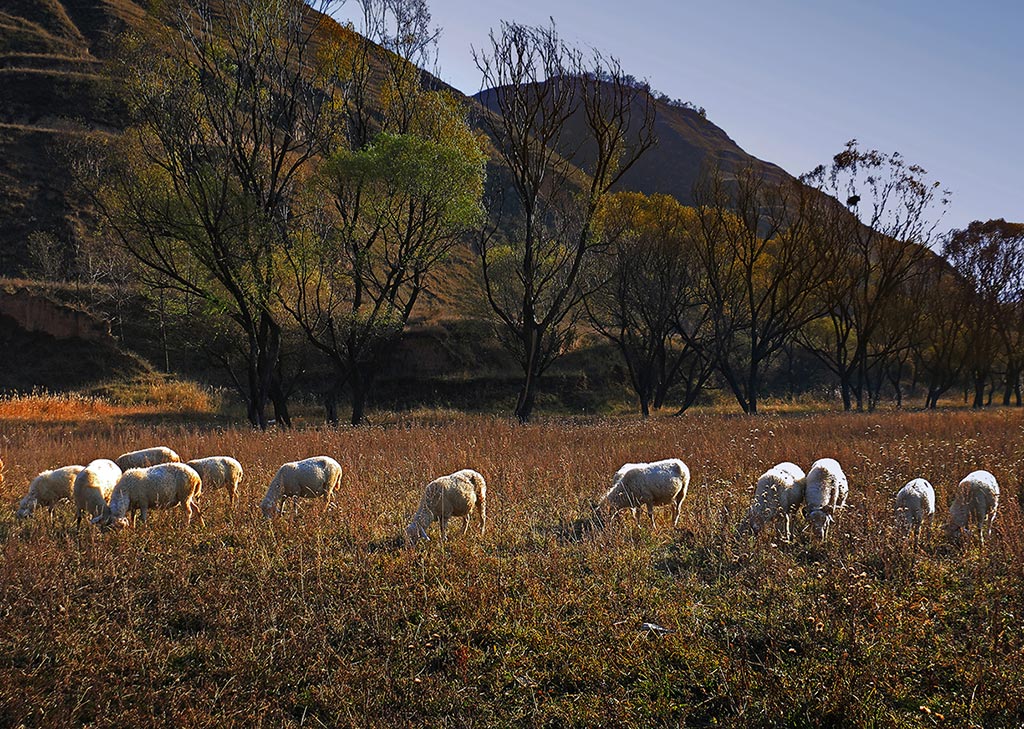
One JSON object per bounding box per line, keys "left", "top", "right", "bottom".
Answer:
{"left": 2, "top": 408, "right": 1023, "bottom": 725}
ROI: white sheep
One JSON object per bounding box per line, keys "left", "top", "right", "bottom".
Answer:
{"left": 94, "top": 462, "right": 203, "bottom": 529}
{"left": 803, "top": 458, "right": 848, "bottom": 541}
{"left": 187, "top": 456, "right": 243, "bottom": 505}
{"left": 739, "top": 461, "right": 806, "bottom": 541}
{"left": 405, "top": 469, "right": 487, "bottom": 545}
{"left": 894, "top": 478, "right": 936, "bottom": 544}
{"left": 16, "top": 465, "right": 85, "bottom": 520}
{"left": 74, "top": 459, "right": 122, "bottom": 530}
{"left": 602, "top": 458, "right": 690, "bottom": 528}
{"left": 944, "top": 470, "right": 999, "bottom": 545}
{"left": 260, "top": 456, "right": 343, "bottom": 518}
{"left": 115, "top": 446, "right": 181, "bottom": 472}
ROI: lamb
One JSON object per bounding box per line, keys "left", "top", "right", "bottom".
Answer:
{"left": 115, "top": 446, "right": 181, "bottom": 472}
{"left": 802, "top": 458, "right": 849, "bottom": 541}
{"left": 894, "top": 478, "right": 936, "bottom": 544}
{"left": 739, "top": 461, "right": 806, "bottom": 541}
{"left": 260, "top": 456, "right": 343, "bottom": 518}
{"left": 74, "top": 459, "right": 122, "bottom": 530}
{"left": 94, "top": 462, "right": 203, "bottom": 529}
{"left": 16, "top": 465, "right": 85, "bottom": 520}
{"left": 602, "top": 459, "right": 690, "bottom": 529}
{"left": 405, "top": 469, "right": 487, "bottom": 545}
{"left": 944, "top": 470, "right": 999, "bottom": 545}
{"left": 187, "top": 456, "right": 243, "bottom": 505}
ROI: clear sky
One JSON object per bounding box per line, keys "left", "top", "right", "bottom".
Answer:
{"left": 336, "top": 0, "right": 1022, "bottom": 232}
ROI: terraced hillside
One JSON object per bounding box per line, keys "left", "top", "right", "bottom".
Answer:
{"left": 0, "top": 0, "right": 145, "bottom": 273}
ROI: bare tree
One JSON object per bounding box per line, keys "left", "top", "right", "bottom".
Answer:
{"left": 473, "top": 20, "right": 656, "bottom": 422}
{"left": 800, "top": 141, "right": 949, "bottom": 411}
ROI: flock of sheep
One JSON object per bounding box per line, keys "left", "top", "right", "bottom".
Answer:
{"left": 10, "top": 446, "right": 1001, "bottom": 548}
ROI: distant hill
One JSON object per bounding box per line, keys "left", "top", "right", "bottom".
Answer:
{"left": 1, "top": 0, "right": 809, "bottom": 278}
{"left": 473, "top": 83, "right": 794, "bottom": 207}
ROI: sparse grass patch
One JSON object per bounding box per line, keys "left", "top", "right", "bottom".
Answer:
{"left": 1, "top": 410, "right": 1023, "bottom": 726}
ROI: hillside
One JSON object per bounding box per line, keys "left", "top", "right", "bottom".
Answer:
{"left": 0, "top": 0, "right": 805, "bottom": 278}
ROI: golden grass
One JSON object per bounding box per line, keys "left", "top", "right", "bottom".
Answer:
{"left": 1, "top": 409, "right": 1023, "bottom": 726}
{"left": 0, "top": 380, "right": 219, "bottom": 421}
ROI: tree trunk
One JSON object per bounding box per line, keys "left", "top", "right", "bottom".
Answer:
{"left": 973, "top": 375, "right": 985, "bottom": 408}
{"left": 350, "top": 367, "right": 371, "bottom": 426}
{"left": 323, "top": 385, "right": 339, "bottom": 426}
{"left": 515, "top": 325, "right": 542, "bottom": 423}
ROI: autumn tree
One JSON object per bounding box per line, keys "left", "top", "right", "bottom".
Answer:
{"left": 84, "top": 0, "right": 345, "bottom": 428}
{"left": 800, "top": 141, "right": 948, "bottom": 411}
{"left": 693, "top": 164, "right": 832, "bottom": 414}
{"left": 473, "top": 20, "right": 656, "bottom": 423}
{"left": 585, "top": 192, "right": 712, "bottom": 417}
{"left": 942, "top": 219, "right": 1024, "bottom": 407}
{"left": 911, "top": 258, "right": 972, "bottom": 408}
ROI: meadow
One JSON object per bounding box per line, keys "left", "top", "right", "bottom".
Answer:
{"left": 2, "top": 406, "right": 1024, "bottom": 727}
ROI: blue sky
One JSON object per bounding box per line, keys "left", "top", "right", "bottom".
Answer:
{"left": 335, "top": 0, "right": 1022, "bottom": 232}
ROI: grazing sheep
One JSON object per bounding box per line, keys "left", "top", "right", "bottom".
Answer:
{"left": 74, "top": 459, "right": 122, "bottom": 530}
{"left": 803, "top": 458, "right": 849, "bottom": 541}
{"left": 115, "top": 446, "right": 181, "bottom": 472}
{"left": 739, "top": 461, "right": 806, "bottom": 541}
{"left": 944, "top": 470, "right": 999, "bottom": 545}
{"left": 894, "top": 478, "right": 936, "bottom": 544}
{"left": 94, "top": 462, "right": 203, "bottom": 529}
{"left": 405, "top": 469, "right": 487, "bottom": 545}
{"left": 16, "top": 465, "right": 85, "bottom": 520}
{"left": 260, "top": 456, "right": 342, "bottom": 518}
{"left": 602, "top": 459, "right": 690, "bottom": 529}
{"left": 187, "top": 456, "right": 243, "bottom": 505}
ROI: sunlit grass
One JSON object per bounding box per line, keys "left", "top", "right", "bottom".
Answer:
{"left": 1, "top": 409, "right": 1023, "bottom": 726}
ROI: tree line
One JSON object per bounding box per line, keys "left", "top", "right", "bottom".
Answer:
{"left": 65, "top": 0, "right": 1022, "bottom": 425}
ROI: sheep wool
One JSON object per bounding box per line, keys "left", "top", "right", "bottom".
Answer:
{"left": 406, "top": 469, "right": 487, "bottom": 545}
{"left": 115, "top": 446, "right": 181, "bottom": 472}
{"left": 741, "top": 461, "right": 806, "bottom": 541}
{"left": 603, "top": 459, "right": 690, "bottom": 528}
{"left": 187, "top": 456, "right": 244, "bottom": 505}
{"left": 74, "top": 459, "right": 122, "bottom": 529}
{"left": 99, "top": 462, "right": 203, "bottom": 528}
{"left": 945, "top": 470, "right": 999, "bottom": 545}
{"left": 803, "top": 458, "right": 849, "bottom": 541}
{"left": 16, "top": 465, "right": 85, "bottom": 519}
{"left": 895, "top": 478, "right": 936, "bottom": 544}
{"left": 260, "top": 456, "right": 343, "bottom": 517}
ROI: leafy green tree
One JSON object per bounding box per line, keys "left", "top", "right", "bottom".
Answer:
{"left": 282, "top": 120, "right": 485, "bottom": 424}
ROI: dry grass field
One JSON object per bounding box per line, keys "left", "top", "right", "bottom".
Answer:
{"left": 2, "top": 407, "right": 1024, "bottom": 727}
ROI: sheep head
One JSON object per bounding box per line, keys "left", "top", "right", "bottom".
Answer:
{"left": 404, "top": 521, "right": 430, "bottom": 547}
{"left": 807, "top": 507, "right": 833, "bottom": 537}
{"left": 15, "top": 496, "right": 36, "bottom": 520}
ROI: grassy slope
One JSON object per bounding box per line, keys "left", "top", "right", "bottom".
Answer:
{"left": 1, "top": 409, "right": 1022, "bottom": 726}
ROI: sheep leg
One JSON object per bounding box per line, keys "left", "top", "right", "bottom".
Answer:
{"left": 462, "top": 515, "right": 470, "bottom": 535}
{"left": 479, "top": 501, "right": 487, "bottom": 536}
{"left": 647, "top": 504, "right": 656, "bottom": 529}
{"left": 439, "top": 516, "right": 449, "bottom": 540}
{"left": 672, "top": 499, "right": 682, "bottom": 528}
